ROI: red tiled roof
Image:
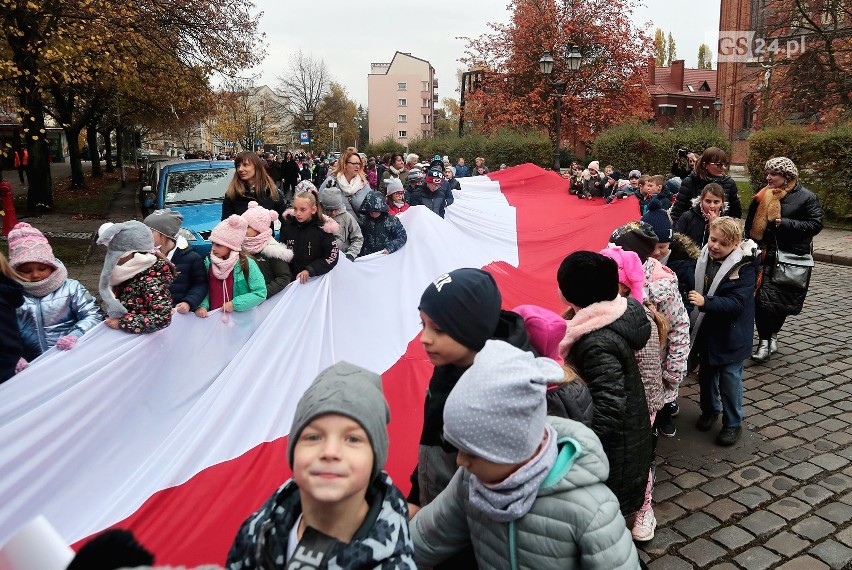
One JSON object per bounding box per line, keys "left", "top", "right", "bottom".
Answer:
{"left": 645, "top": 66, "right": 716, "bottom": 97}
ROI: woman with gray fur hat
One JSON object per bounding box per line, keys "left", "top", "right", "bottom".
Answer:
{"left": 745, "top": 156, "right": 823, "bottom": 362}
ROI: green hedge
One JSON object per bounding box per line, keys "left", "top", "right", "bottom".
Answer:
{"left": 591, "top": 120, "right": 730, "bottom": 177}
{"left": 365, "top": 128, "right": 552, "bottom": 169}
{"left": 745, "top": 125, "right": 812, "bottom": 190}
{"left": 746, "top": 124, "right": 852, "bottom": 219}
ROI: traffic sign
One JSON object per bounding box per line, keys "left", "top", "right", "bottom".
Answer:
{"left": 299, "top": 131, "right": 311, "bottom": 143}
{"left": 255, "top": 139, "right": 263, "bottom": 147}
{"left": 329, "top": 122, "right": 338, "bottom": 128}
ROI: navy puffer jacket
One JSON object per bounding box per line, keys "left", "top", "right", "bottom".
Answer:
{"left": 169, "top": 246, "right": 207, "bottom": 310}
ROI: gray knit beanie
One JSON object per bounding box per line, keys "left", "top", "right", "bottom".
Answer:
{"left": 143, "top": 209, "right": 183, "bottom": 241}
{"left": 97, "top": 221, "right": 156, "bottom": 318}
{"left": 443, "top": 340, "right": 564, "bottom": 464}
{"left": 288, "top": 361, "right": 390, "bottom": 481}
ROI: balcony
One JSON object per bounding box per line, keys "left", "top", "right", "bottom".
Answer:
{"left": 433, "top": 78, "right": 438, "bottom": 88}
{"left": 433, "top": 94, "right": 439, "bottom": 103}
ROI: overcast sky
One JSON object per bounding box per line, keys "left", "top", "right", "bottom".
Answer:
{"left": 249, "top": 0, "right": 720, "bottom": 108}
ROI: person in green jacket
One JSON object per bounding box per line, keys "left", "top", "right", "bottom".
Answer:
{"left": 411, "top": 340, "right": 640, "bottom": 570}
{"left": 196, "top": 215, "right": 266, "bottom": 317}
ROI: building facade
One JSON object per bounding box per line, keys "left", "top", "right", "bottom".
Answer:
{"left": 368, "top": 52, "right": 437, "bottom": 145}
{"left": 645, "top": 59, "right": 718, "bottom": 129}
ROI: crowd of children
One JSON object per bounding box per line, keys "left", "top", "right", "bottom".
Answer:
{"left": 3, "top": 148, "right": 771, "bottom": 569}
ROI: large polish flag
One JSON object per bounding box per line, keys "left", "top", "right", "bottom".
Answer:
{"left": 0, "top": 164, "right": 639, "bottom": 565}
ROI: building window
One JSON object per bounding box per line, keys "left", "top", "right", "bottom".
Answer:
{"left": 742, "top": 95, "right": 756, "bottom": 129}
{"left": 398, "top": 82, "right": 407, "bottom": 91}
{"left": 658, "top": 104, "right": 677, "bottom": 117}
{"left": 399, "top": 130, "right": 407, "bottom": 138}
{"left": 700, "top": 106, "right": 710, "bottom": 118}
{"left": 398, "top": 114, "right": 407, "bottom": 123}
{"left": 423, "top": 98, "right": 429, "bottom": 108}
{"left": 398, "top": 98, "right": 407, "bottom": 107}
{"left": 422, "top": 81, "right": 429, "bottom": 91}
{"left": 684, "top": 106, "right": 693, "bottom": 119}
{"left": 423, "top": 115, "right": 430, "bottom": 124}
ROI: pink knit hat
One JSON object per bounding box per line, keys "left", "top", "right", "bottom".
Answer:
{"left": 7, "top": 222, "right": 57, "bottom": 269}
{"left": 240, "top": 201, "right": 278, "bottom": 236}
{"left": 600, "top": 246, "right": 644, "bottom": 303}
{"left": 210, "top": 215, "right": 248, "bottom": 251}
{"left": 513, "top": 304, "right": 567, "bottom": 363}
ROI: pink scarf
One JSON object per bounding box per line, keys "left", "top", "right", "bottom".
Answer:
{"left": 558, "top": 296, "right": 627, "bottom": 360}
{"left": 210, "top": 250, "right": 239, "bottom": 280}
{"left": 243, "top": 229, "right": 273, "bottom": 254}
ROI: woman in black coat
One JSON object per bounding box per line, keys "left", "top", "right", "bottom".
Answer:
{"left": 670, "top": 147, "right": 742, "bottom": 223}
{"left": 745, "top": 157, "right": 823, "bottom": 362}
{"left": 222, "top": 151, "right": 284, "bottom": 220}
{"left": 557, "top": 251, "right": 653, "bottom": 516}
{"left": 280, "top": 151, "right": 300, "bottom": 203}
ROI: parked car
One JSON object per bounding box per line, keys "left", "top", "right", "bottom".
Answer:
{"left": 142, "top": 160, "right": 235, "bottom": 255}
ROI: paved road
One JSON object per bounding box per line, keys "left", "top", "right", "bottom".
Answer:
{"left": 642, "top": 261, "right": 852, "bottom": 569}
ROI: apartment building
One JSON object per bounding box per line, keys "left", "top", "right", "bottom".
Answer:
{"left": 368, "top": 52, "right": 437, "bottom": 144}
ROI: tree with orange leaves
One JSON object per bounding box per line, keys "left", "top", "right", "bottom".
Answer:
{"left": 460, "top": 0, "right": 653, "bottom": 154}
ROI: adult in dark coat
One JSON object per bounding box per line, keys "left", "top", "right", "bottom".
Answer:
{"left": 670, "top": 147, "right": 742, "bottom": 223}
{"left": 557, "top": 252, "right": 653, "bottom": 516}
{"left": 280, "top": 151, "right": 300, "bottom": 203}
{"left": 745, "top": 157, "right": 823, "bottom": 362}
{"left": 222, "top": 151, "right": 285, "bottom": 220}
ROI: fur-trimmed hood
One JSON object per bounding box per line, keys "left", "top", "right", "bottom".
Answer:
{"left": 260, "top": 237, "right": 294, "bottom": 262}
{"left": 558, "top": 296, "right": 627, "bottom": 359}
{"left": 668, "top": 232, "right": 701, "bottom": 261}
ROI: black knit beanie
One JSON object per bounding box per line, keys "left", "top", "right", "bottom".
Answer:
{"left": 609, "top": 221, "right": 659, "bottom": 262}
{"left": 557, "top": 251, "right": 619, "bottom": 308}
{"left": 419, "top": 268, "right": 502, "bottom": 350}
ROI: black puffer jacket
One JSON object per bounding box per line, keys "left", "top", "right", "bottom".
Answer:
{"left": 567, "top": 297, "right": 652, "bottom": 515}
{"left": 673, "top": 198, "right": 730, "bottom": 249}
{"left": 408, "top": 309, "right": 536, "bottom": 506}
{"left": 746, "top": 182, "right": 823, "bottom": 316}
{"left": 0, "top": 275, "right": 24, "bottom": 384}
{"left": 546, "top": 380, "right": 595, "bottom": 427}
{"left": 169, "top": 246, "right": 208, "bottom": 311}
{"left": 278, "top": 215, "right": 339, "bottom": 278}
{"left": 671, "top": 172, "right": 741, "bottom": 222}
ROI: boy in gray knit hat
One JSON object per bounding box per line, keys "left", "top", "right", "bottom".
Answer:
{"left": 411, "top": 340, "right": 640, "bottom": 570}
{"left": 227, "top": 361, "right": 415, "bottom": 570}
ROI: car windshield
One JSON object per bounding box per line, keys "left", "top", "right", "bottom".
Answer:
{"left": 165, "top": 167, "right": 234, "bottom": 204}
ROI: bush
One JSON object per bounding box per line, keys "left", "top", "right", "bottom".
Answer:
{"left": 592, "top": 120, "right": 730, "bottom": 178}
{"left": 745, "top": 125, "right": 812, "bottom": 190}
{"left": 404, "top": 128, "right": 552, "bottom": 169}
{"left": 591, "top": 122, "right": 671, "bottom": 176}
{"left": 363, "top": 135, "right": 405, "bottom": 158}
{"left": 801, "top": 124, "right": 852, "bottom": 219}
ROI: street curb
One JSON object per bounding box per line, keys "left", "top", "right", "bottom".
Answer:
{"left": 815, "top": 252, "right": 852, "bottom": 267}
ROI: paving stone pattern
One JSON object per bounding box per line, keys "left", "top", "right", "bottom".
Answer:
{"left": 644, "top": 262, "right": 852, "bottom": 568}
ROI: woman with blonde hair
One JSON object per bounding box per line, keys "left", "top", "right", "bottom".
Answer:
{"left": 318, "top": 149, "right": 372, "bottom": 216}
{"left": 222, "top": 151, "right": 285, "bottom": 220}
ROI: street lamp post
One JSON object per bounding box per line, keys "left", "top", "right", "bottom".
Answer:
{"left": 303, "top": 111, "right": 314, "bottom": 154}
{"left": 713, "top": 97, "right": 723, "bottom": 124}
{"left": 539, "top": 47, "right": 582, "bottom": 173}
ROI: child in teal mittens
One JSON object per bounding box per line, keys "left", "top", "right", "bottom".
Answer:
{"left": 196, "top": 215, "right": 266, "bottom": 317}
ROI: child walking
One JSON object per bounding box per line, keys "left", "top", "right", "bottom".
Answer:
{"left": 688, "top": 217, "right": 758, "bottom": 446}
{"left": 8, "top": 222, "right": 102, "bottom": 359}
{"left": 143, "top": 209, "right": 207, "bottom": 314}
{"left": 0, "top": 251, "right": 24, "bottom": 383}
{"left": 97, "top": 220, "right": 174, "bottom": 334}
{"left": 227, "top": 361, "right": 416, "bottom": 569}
{"left": 319, "top": 187, "right": 363, "bottom": 261}
{"left": 385, "top": 178, "right": 410, "bottom": 216}
{"left": 357, "top": 190, "right": 407, "bottom": 256}
{"left": 411, "top": 340, "right": 641, "bottom": 570}
{"left": 240, "top": 201, "right": 293, "bottom": 298}
{"left": 279, "top": 185, "right": 340, "bottom": 283}
{"left": 601, "top": 246, "right": 668, "bottom": 541}
{"left": 196, "top": 215, "right": 266, "bottom": 317}
{"left": 557, "top": 251, "right": 652, "bottom": 518}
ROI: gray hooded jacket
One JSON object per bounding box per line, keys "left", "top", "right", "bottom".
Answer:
{"left": 411, "top": 416, "right": 640, "bottom": 570}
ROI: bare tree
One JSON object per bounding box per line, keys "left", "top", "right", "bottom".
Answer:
{"left": 277, "top": 50, "right": 331, "bottom": 130}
